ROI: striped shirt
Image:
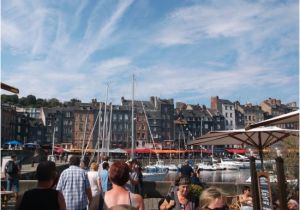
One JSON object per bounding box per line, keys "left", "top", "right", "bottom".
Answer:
{"left": 56, "top": 166, "right": 90, "bottom": 210}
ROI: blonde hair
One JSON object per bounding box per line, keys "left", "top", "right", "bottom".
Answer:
{"left": 200, "top": 186, "right": 226, "bottom": 208}
{"left": 90, "top": 162, "right": 99, "bottom": 171}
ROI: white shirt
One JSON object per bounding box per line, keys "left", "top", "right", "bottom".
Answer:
{"left": 87, "top": 170, "right": 100, "bottom": 196}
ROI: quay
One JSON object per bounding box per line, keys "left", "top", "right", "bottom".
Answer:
{"left": 1, "top": 162, "right": 253, "bottom": 210}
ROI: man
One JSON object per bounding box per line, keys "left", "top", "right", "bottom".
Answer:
{"left": 179, "top": 160, "right": 193, "bottom": 178}
{"left": 99, "top": 161, "right": 110, "bottom": 194}
{"left": 125, "top": 159, "right": 139, "bottom": 193}
{"left": 56, "top": 156, "right": 92, "bottom": 210}
{"left": 5, "top": 154, "right": 20, "bottom": 198}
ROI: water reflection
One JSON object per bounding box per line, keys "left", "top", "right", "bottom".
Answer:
{"left": 146, "top": 169, "right": 251, "bottom": 183}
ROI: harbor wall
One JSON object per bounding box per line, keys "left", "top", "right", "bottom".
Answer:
{"left": 9, "top": 180, "right": 254, "bottom": 198}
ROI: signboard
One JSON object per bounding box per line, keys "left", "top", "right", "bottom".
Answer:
{"left": 257, "top": 172, "right": 273, "bottom": 210}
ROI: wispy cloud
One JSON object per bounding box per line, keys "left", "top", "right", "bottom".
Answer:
{"left": 1, "top": 0, "right": 298, "bottom": 106}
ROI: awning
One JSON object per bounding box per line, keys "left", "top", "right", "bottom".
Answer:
{"left": 225, "top": 148, "right": 247, "bottom": 154}
{"left": 190, "top": 149, "right": 212, "bottom": 154}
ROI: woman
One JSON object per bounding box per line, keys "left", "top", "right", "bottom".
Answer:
{"left": 15, "top": 161, "right": 66, "bottom": 210}
{"left": 88, "top": 162, "right": 101, "bottom": 196}
{"left": 160, "top": 177, "right": 198, "bottom": 210}
{"left": 238, "top": 186, "right": 253, "bottom": 210}
{"left": 90, "top": 161, "right": 144, "bottom": 210}
{"left": 198, "top": 186, "right": 228, "bottom": 210}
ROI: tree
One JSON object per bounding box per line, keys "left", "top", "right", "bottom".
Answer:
{"left": 19, "top": 97, "right": 28, "bottom": 106}
{"left": 1, "top": 94, "right": 19, "bottom": 104}
{"left": 36, "top": 98, "right": 47, "bottom": 108}
{"left": 48, "top": 98, "right": 61, "bottom": 107}
{"left": 26, "top": 95, "right": 36, "bottom": 106}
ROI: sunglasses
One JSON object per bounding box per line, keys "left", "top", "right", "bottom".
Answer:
{"left": 206, "top": 206, "right": 229, "bottom": 210}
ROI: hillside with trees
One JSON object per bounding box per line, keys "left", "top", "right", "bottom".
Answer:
{"left": 1, "top": 94, "right": 81, "bottom": 108}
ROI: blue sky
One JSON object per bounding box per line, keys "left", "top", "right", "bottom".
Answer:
{"left": 1, "top": 0, "right": 299, "bottom": 106}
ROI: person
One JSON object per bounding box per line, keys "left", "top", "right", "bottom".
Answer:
{"left": 88, "top": 162, "right": 101, "bottom": 197}
{"left": 56, "top": 156, "right": 92, "bottom": 210}
{"left": 15, "top": 161, "right": 66, "bottom": 210}
{"left": 103, "top": 161, "right": 144, "bottom": 210}
{"left": 238, "top": 186, "right": 253, "bottom": 210}
{"left": 98, "top": 156, "right": 113, "bottom": 173}
{"left": 4, "top": 154, "right": 20, "bottom": 198}
{"left": 191, "top": 172, "right": 206, "bottom": 189}
{"left": 126, "top": 159, "right": 139, "bottom": 193}
{"left": 134, "top": 162, "right": 144, "bottom": 197}
{"left": 287, "top": 199, "right": 299, "bottom": 210}
{"left": 179, "top": 160, "right": 193, "bottom": 178}
{"left": 160, "top": 177, "right": 198, "bottom": 210}
{"left": 100, "top": 161, "right": 111, "bottom": 194}
{"left": 199, "top": 186, "right": 228, "bottom": 210}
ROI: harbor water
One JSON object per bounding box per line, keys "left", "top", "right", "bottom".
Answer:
{"left": 144, "top": 169, "right": 251, "bottom": 183}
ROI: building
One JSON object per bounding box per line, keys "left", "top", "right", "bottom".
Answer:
{"left": 15, "top": 111, "right": 30, "bottom": 144}
{"left": 1, "top": 104, "right": 17, "bottom": 142}
{"left": 73, "top": 109, "right": 95, "bottom": 149}
{"left": 110, "top": 105, "right": 132, "bottom": 149}
{"left": 40, "top": 107, "right": 75, "bottom": 145}
{"left": 211, "top": 96, "right": 236, "bottom": 129}
{"left": 121, "top": 96, "right": 174, "bottom": 147}
{"left": 16, "top": 107, "right": 41, "bottom": 119}
{"left": 260, "top": 98, "right": 297, "bottom": 118}
{"left": 28, "top": 118, "right": 46, "bottom": 144}
{"left": 235, "top": 102, "right": 264, "bottom": 127}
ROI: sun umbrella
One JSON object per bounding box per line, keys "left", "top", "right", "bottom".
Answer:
{"left": 5, "top": 140, "right": 22, "bottom": 145}
{"left": 189, "top": 126, "right": 299, "bottom": 168}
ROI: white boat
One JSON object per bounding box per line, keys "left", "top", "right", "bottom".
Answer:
{"left": 219, "top": 158, "right": 241, "bottom": 170}
{"left": 197, "top": 162, "right": 217, "bottom": 171}
{"left": 145, "top": 160, "right": 178, "bottom": 173}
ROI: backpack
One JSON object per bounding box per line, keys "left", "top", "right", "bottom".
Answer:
{"left": 5, "top": 160, "right": 17, "bottom": 176}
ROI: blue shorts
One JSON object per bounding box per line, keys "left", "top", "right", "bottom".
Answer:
{"left": 6, "top": 178, "right": 19, "bottom": 192}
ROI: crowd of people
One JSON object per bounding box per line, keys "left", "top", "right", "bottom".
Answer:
{"left": 3, "top": 154, "right": 299, "bottom": 210}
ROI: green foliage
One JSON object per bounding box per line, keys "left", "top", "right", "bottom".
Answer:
{"left": 1, "top": 94, "right": 19, "bottom": 104}
{"left": 1, "top": 94, "right": 63, "bottom": 108}
{"left": 189, "top": 184, "right": 203, "bottom": 198}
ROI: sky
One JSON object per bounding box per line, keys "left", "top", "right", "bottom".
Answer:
{"left": 1, "top": 0, "right": 299, "bottom": 106}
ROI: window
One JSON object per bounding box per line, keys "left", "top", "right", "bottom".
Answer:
{"left": 17, "top": 126, "right": 21, "bottom": 133}
{"left": 113, "top": 114, "right": 117, "bottom": 121}
{"left": 230, "top": 106, "right": 232, "bottom": 110}
{"left": 119, "top": 114, "right": 123, "bottom": 120}
{"left": 225, "top": 106, "right": 228, "bottom": 110}
{"left": 204, "top": 124, "right": 208, "bottom": 129}
{"left": 124, "top": 114, "right": 128, "bottom": 121}
{"left": 230, "top": 113, "right": 232, "bottom": 118}
{"left": 225, "top": 113, "right": 228, "bottom": 117}
{"left": 230, "top": 120, "right": 233, "bottom": 126}
{"left": 66, "top": 112, "right": 71, "bottom": 117}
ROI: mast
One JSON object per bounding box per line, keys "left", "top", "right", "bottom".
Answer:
{"left": 51, "top": 126, "right": 56, "bottom": 157}
{"left": 101, "top": 84, "right": 109, "bottom": 159}
{"left": 81, "top": 114, "right": 88, "bottom": 158}
{"left": 131, "top": 74, "right": 135, "bottom": 159}
{"left": 96, "top": 103, "right": 103, "bottom": 164}
{"left": 107, "top": 103, "right": 113, "bottom": 156}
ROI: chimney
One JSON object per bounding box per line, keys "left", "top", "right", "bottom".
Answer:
{"left": 211, "top": 96, "right": 219, "bottom": 110}
{"left": 121, "top": 96, "right": 125, "bottom": 105}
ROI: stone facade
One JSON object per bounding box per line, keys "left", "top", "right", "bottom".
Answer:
{"left": 1, "top": 104, "right": 17, "bottom": 142}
